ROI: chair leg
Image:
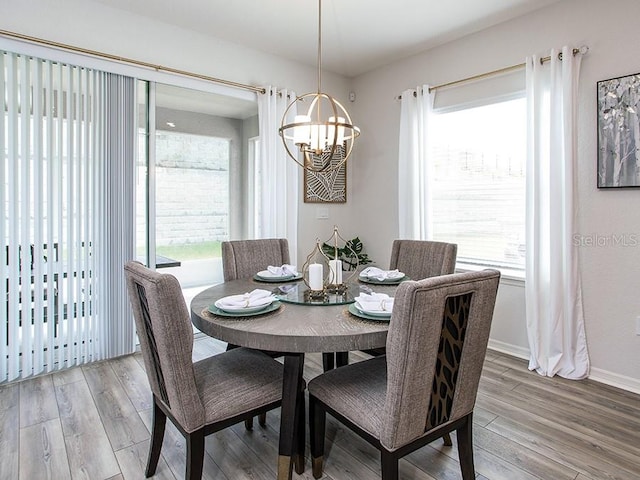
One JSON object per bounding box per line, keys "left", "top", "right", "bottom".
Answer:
{"left": 309, "top": 395, "right": 326, "bottom": 479}
{"left": 335, "top": 351, "right": 349, "bottom": 368}
{"left": 244, "top": 417, "right": 254, "bottom": 430}
{"left": 145, "top": 400, "right": 167, "bottom": 477}
{"left": 456, "top": 414, "right": 475, "bottom": 480}
{"left": 258, "top": 412, "right": 267, "bottom": 427}
{"left": 185, "top": 430, "right": 205, "bottom": 480}
{"left": 442, "top": 432, "right": 452, "bottom": 446}
{"left": 381, "top": 451, "right": 399, "bottom": 480}
{"left": 322, "top": 352, "right": 335, "bottom": 372}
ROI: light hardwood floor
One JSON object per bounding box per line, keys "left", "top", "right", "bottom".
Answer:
{"left": 1, "top": 336, "right": 639, "bottom": 480}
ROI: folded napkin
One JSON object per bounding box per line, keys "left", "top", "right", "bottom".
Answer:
{"left": 355, "top": 292, "right": 394, "bottom": 313}
{"left": 360, "top": 267, "right": 404, "bottom": 281}
{"left": 267, "top": 264, "right": 298, "bottom": 277}
{"left": 217, "top": 289, "right": 276, "bottom": 309}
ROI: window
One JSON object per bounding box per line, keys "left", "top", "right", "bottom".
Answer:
{"left": 430, "top": 96, "right": 526, "bottom": 270}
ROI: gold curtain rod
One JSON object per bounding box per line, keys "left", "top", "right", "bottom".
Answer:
{"left": 0, "top": 29, "right": 267, "bottom": 95}
{"left": 399, "top": 45, "right": 588, "bottom": 98}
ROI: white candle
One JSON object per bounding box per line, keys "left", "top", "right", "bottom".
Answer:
{"left": 329, "top": 259, "right": 342, "bottom": 285}
{"left": 309, "top": 263, "right": 323, "bottom": 290}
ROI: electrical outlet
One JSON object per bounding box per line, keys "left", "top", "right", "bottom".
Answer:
{"left": 636, "top": 316, "right": 640, "bottom": 336}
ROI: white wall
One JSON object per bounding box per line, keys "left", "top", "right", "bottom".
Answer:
{"left": 350, "top": 0, "right": 640, "bottom": 391}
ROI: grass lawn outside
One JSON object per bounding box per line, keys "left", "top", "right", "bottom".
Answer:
{"left": 156, "top": 241, "right": 222, "bottom": 261}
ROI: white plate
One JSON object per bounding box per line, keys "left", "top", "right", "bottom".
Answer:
{"left": 214, "top": 296, "right": 273, "bottom": 313}
{"left": 348, "top": 304, "right": 391, "bottom": 322}
{"left": 360, "top": 272, "right": 405, "bottom": 279}
{"left": 355, "top": 302, "right": 392, "bottom": 318}
{"left": 209, "top": 301, "right": 281, "bottom": 317}
{"left": 256, "top": 270, "right": 295, "bottom": 280}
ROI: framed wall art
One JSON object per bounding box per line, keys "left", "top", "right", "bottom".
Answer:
{"left": 597, "top": 72, "right": 640, "bottom": 188}
{"left": 304, "top": 145, "right": 347, "bottom": 203}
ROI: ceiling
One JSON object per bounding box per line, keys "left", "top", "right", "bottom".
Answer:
{"left": 94, "top": 0, "right": 563, "bottom": 78}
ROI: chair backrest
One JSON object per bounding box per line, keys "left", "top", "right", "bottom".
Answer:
{"left": 221, "top": 238, "right": 290, "bottom": 281}
{"left": 389, "top": 240, "right": 457, "bottom": 280}
{"left": 380, "top": 269, "right": 500, "bottom": 450}
{"left": 124, "top": 261, "right": 205, "bottom": 432}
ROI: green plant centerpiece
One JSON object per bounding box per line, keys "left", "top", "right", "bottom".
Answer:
{"left": 322, "top": 236, "right": 372, "bottom": 271}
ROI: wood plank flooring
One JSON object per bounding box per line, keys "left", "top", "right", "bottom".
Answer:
{"left": 2, "top": 336, "right": 639, "bottom": 480}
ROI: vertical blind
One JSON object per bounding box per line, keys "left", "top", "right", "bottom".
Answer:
{"left": 1, "top": 50, "right": 136, "bottom": 382}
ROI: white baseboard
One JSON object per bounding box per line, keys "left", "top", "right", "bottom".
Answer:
{"left": 487, "top": 339, "right": 640, "bottom": 395}
{"left": 487, "top": 339, "right": 530, "bottom": 360}
{"left": 588, "top": 367, "right": 640, "bottom": 395}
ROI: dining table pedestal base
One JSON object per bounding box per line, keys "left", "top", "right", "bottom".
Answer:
{"left": 278, "top": 353, "right": 306, "bottom": 480}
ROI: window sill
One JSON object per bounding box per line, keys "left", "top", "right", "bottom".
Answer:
{"left": 455, "top": 262, "right": 525, "bottom": 286}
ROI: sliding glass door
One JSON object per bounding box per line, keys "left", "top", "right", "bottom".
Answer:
{"left": 137, "top": 82, "right": 258, "bottom": 301}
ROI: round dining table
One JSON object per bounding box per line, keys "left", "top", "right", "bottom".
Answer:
{"left": 190, "top": 277, "right": 396, "bottom": 480}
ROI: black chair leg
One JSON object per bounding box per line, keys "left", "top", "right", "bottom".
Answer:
{"left": 322, "top": 352, "right": 335, "bottom": 372}
{"left": 309, "top": 395, "right": 326, "bottom": 479}
{"left": 442, "top": 432, "right": 452, "bottom": 446}
{"left": 258, "top": 412, "right": 267, "bottom": 427}
{"left": 244, "top": 417, "right": 254, "bottom": 430}
{"left": 335, "top": 351, "right": 349, "bottom": 368}
{"left": 145, "top": 400, "right": 167, "bottom": 477}
{"left": 456, "top": 414, "right": 475, "bottom": 480}
{"left": 186, "top": 429, "right": 205, "bottom": 480}
{"left": 381, "top": 451, "right": 399, "bottom": 480}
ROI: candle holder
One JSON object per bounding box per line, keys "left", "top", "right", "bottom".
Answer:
{"left": 301, "top": 226, "right": 358, "bottom": 298}
{"left": 322, "top": 225, "right": 359, "bottom": 292}
{"left": 301, "top": 239, "right": 330, "bottom": 297}
{"left": 304, "top": 287, "right": 328, "bottom": 302}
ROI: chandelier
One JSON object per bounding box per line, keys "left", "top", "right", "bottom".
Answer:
{"left": 279, "top": 0, "right": 360, "bottom": 173}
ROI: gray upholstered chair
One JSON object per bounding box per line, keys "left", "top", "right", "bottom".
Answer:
{"left": 308, "top": 269, "right": 500, "bottom": 480}
{"left": 124, "top": 261, "right": 297, "bottom": 480}
{"left": 221, "top": 238, "right": 290, "bottom": 282}
{"left": 389, "top": 239, "right": 457, "bottom": 280}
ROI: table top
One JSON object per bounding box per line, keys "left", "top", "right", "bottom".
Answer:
{"left": 190, "top": 278, "right": 397, "bottom": 353}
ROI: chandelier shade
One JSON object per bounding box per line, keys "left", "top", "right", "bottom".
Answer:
{"left": 279, "top": 0, "right": 360, "bottom": 173}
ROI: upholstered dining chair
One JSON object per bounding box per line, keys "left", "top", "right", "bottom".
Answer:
{"left": 221, "top": 238, "right": 290, "bottom": 282}
{"left": 124, "top": 261, "right": 299, "bottom": 480}
{"left": 308, "top": 269, "right": 500, "bottom": 480}
{"left": 389, "top": 239, "right": 457, "bottom": 280}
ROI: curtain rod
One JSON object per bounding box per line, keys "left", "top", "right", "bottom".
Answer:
{"left": 398, "top": 45, "right": 589, "bottom": 99}
{"left": 0, "top": 29, "right": 267, "bottom": 95}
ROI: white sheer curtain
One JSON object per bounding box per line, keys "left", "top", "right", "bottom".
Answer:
{"left": 257, "top": 87, "right": 299, "bottom": 264}
{"left": 525, "top": 46, "right": 589, "bottom": 379}
{"left": 1, "top": 50, "right": 136, "bottom": 382}
{"left": 398, "top": 85, "right": 434, "bottom": 239}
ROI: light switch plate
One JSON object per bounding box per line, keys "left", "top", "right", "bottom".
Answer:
{"left": 316, "top": 207, "right": 329, "bottom": 219}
